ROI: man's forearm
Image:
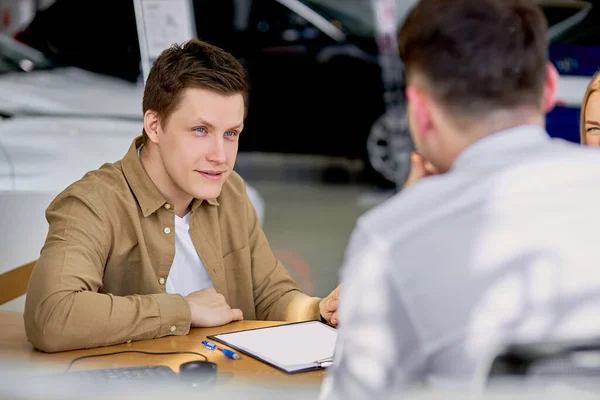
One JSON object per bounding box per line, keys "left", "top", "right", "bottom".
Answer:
{"left": 282, "top": 291, "right": 322, "bottom": 322}
{"left": 24, "top": 290, "right": 192, "bottom": 352}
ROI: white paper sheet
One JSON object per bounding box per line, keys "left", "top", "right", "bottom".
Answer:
{"left": 211, "top": 321, "right": 338, "bottom": 372}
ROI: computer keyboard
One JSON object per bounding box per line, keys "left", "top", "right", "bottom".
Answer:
{"left": 67, "top": 365, "right": 177, "bottom": 382}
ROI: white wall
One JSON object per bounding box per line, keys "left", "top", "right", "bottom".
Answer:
{"left": 0, "top": 191, "right": 56, "bottom": 311}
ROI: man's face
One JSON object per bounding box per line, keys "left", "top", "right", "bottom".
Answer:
{"left": 157, "top": 87, "right": 244, "bottom": 200}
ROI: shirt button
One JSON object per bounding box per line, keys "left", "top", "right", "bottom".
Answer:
{"left": 163, "top": 227, "right": 171, "bottom": 234}
{"left": 164, "top": 203, "right": 172, "bottom": 210}
{"left": 170, "top": 326, "right": 177, "bottom": 333}
{"left": 159, "top": 277, "right": 165, "bottom": 285}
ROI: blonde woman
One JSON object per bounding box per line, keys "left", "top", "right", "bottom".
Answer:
{"left": 581, "top": 71, "right": 600, "bottom": 146}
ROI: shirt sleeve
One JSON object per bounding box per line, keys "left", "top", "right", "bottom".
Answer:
{"left": 319, "top": 225, "right": 425, "bottom": 400}
{"left": 24, "top": 194, "right": 191, "bottom": 353}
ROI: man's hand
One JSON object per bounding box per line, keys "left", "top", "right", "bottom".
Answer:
{"left": 402, "top": 151, "right": 439, "bottom": 190}
{"left": 319, "top": 285, "right": 340, "bottom": 326}
{"left": 185, "top": 288, "right": 243, "bottom": 328}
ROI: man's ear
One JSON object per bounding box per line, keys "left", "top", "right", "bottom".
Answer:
{"left": 143, "top": 110, "right": 161, "bottom": 144}
{"left": 406, "top": 86, "right": 432, "bottom": 140}
{"left": 543, "top": 62, "right": 559, "bottom": 113}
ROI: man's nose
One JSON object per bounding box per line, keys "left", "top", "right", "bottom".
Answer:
{"left": 207, "top": 135, "right": 227, "bottom": 163}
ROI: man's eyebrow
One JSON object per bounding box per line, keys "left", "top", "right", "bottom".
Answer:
{"left": 227, "top": 123, "right": 244, "bottom": 130}
{"left": 193, "top": 119, "right": 243, "bottom": 131}
{"left": 193, "top": 118, "right": 215, "bottom": 130}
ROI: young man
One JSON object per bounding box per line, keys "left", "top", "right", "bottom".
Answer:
{"left": 321, "top": 0, "right": 600, "bottom": 398}
{"left": 24, "top": 39, "right": 339, "bottom": 353}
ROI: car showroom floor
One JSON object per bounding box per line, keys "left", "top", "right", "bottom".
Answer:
{"left": 238, "top": 154, "right": 395, "bottom": 299}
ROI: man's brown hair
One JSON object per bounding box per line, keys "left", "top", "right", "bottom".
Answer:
{"left": 142, "top": 39, "right": 249, "bottom": 138}
{"left": 399, "top": 0, "right": 548, "bottom": 117}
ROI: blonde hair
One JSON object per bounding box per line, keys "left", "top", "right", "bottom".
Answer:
{"left": 580, "top": 71, "right": 600, "bottom": 144}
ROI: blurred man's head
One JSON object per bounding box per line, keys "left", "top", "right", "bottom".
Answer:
{"left": 399, "top": 0, "right": 558, "bottom": 172}
{"left": 140, "top": 39, "right": 248, "bottom": 206}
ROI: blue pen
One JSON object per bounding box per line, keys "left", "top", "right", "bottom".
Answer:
{"left": 202, "top": 340, "right": 240, "bottom": 359}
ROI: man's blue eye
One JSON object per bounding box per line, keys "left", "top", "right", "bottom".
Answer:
{"left": 194, "top": 127, "right": 207, "bottom": 133}
{"left": 225, "top": 131, "right": 236, "bottom": 137}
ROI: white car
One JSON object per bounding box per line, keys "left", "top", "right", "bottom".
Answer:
{"left": 0, "top": 113, "right": 265, "bottom": 216}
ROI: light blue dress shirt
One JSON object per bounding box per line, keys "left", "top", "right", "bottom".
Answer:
{"left": 321, "top": 125, "right": 600, "bottom": 399}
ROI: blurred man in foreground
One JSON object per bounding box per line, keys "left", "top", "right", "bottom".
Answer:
{"left": 321, "top": 0, "right": 600, "bottom": 398}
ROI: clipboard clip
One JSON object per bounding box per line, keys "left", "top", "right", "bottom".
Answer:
{"left": 315, "top": 357, "right": 334, "bottom": 368}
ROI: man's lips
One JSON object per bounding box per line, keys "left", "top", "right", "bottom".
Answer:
{"left": 196, "top": 170, "right": 225, "bottom": 180}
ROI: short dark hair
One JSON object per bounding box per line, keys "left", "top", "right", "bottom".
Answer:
{"left": 142, "top": 39, "right": 249, "bottom": 138}
{"left": 399, "top": 0, "right": 548, "bottom": 116}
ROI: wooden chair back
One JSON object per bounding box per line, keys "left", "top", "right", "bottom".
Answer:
{"left": 0, "top": 261, "right": 36, "bottom": 305}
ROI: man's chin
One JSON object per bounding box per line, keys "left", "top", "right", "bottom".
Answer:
{"left": 187, "top": 173, "right": 228, "bottom": 201}
{"left": 190, "top": 186, "right": 223, "bottom": 201}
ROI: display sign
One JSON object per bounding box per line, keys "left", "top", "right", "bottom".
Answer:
{"left": 133, "top": 0, "right": 196, "bottom": 83}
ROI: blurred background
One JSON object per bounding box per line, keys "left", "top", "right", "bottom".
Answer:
{"left": 0, "top": 0, "right": 598, "bottom": 311}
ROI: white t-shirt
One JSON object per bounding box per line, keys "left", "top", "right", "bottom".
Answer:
{"left": 165, "top": 211, "right": 214, "bottom": 296}
{"left": 136, "top": 144, "right": 213, "bottom": 296}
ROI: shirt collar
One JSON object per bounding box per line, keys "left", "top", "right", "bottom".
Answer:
{"left": 451, "top": 124, "right": 550, "bottom": 172}
{"left": 122, "top": 136, "right": 219, "bottom": 218}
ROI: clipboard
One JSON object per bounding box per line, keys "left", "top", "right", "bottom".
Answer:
{"left": 207, "top": 320, "right": 338, "bottom": 374}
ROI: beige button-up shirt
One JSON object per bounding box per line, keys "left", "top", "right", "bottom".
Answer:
{"left": 24, "top": 136, "right": 321, "bottom": 352}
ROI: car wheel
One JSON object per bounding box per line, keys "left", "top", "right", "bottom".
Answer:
{"left": 366, "top": 106, "right": 414, "bottom": 189}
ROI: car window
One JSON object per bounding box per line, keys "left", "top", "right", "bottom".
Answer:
{"left": 541, "top": 1, "right": 599, "bottom": 46}
{"left": 302, "top": 0, "right": 373, "bottom": 36}
{"left": 301, "top": 0, "right": 416, "bottom": 37}
{"left": 542, "top": 5, "right": 582, "bottom": 26}
{"left": 551, "top": 12, "right": 600, "bottom": 46}
{"left": 246, "top": 1, "right": 329, "bottom": 47}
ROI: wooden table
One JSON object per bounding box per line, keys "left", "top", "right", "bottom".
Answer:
{"left": 0, "top": 310, "right": 326, "bottom": 386}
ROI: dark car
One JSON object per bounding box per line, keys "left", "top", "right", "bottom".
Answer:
{"left": 540, "top": 0, "right": 600, "bottom": 143}
{"left": 14, "top": 0, "right": 416, "bottom": 187}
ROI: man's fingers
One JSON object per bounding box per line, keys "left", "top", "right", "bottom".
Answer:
{"left": 331, "top": 285, "right": 340, "bottom": 300}
{"left": 327, "top": 298, "right": 339, "bottom": 312}
{"left": 424, "top": 160, "right": 438, "bottom": 175}
{"left": 404, "top": 152, "right": 428, "bottom": 189}
{"left": 330, "top": 312, "right": 338, "bottom": 325}
{"left": 230, "top": 308, "right": 243, "bottom": 321}
{"left": 411, "top": 152, "right": 426, "bottom": 170}
{"left": 410, "top": 152, "right": 421, "bottom": 164}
